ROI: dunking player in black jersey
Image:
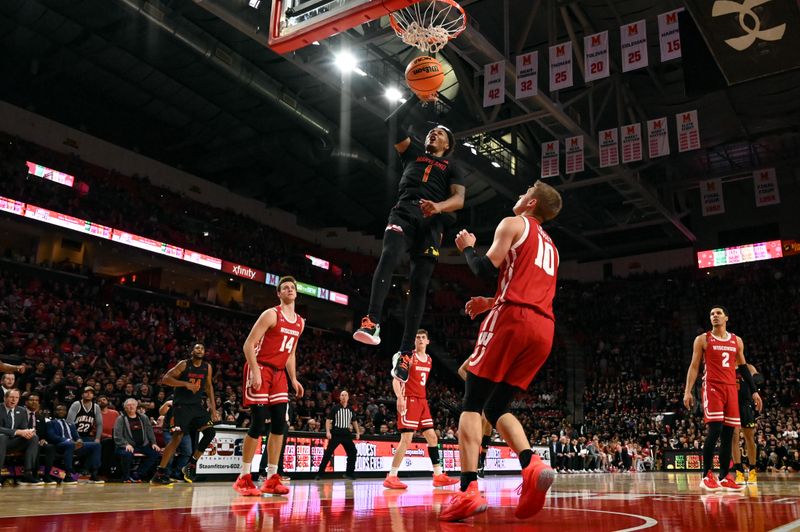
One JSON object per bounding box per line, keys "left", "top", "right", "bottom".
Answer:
{"left": 151, "top": 343, "right": 219, "bottom": 485}
{"left": 353, "top": 94, "right": 465, "bottom": 382}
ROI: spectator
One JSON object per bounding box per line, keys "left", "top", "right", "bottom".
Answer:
{"left": 113, "top": 398, "right": 161, "bottom": 482}
{"left": 46, "top": 404, "right": 103, "bottom": 483}
{"left": 97, "top": 394, "right": 119, "bottom": 476}
{"left": 67, "top": 386, "right": 103, "bottom": 444}
{"left": 25, "top": 392, "right": 58, "bottom": 484}
{"left": 0, "top": 389, "right": 42, "bottom": 484}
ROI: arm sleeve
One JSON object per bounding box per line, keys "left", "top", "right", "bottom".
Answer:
{"left": 67, "top": 402, "right": 80, "bottom": 423}
{"left": 738, "top": 365, "right": 758, "bottom": 394}
{"left": 463, "top": 247, "right": 499, "bottom": 281}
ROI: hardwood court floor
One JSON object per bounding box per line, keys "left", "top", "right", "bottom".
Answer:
{"left": 1, "top": 472, "right": 799, "bottom": 531}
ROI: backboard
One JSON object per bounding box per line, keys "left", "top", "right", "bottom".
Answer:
{"left": 269, "top": 0, "right": 423, "bottom": 54}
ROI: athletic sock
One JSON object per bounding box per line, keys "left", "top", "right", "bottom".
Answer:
{"left": 433, "top": 464, "right": 442, "bottom": 476}
{"left": 390, "top": 467, "right": 399, "bottom": 476}
{"left": 460, "top": 471, "right": 478, "bottom": 492}
{"left": 241, "top": 462, "right": 251, "bottom": 478}
{"left": 267, "top": 464, "right": 278, "bottom": 477}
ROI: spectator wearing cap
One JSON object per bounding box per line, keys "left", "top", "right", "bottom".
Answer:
{"left": 67, "top": 386, "right": 102, "bottom": 443}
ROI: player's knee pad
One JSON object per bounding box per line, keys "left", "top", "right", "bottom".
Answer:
{"left": 268, "top": 403, "right": 288, "bottom": 435}
{"left": 483, "top": 382, "right": 518, "bottom": 427}
{"left": 248, "top": 405, "right": 270, "bottom": 438}
{"left": 198, "top": 427, "right": 216, "bottom": 450}
{"left": 463, "top": 373, "right": 493, "bottom": 413}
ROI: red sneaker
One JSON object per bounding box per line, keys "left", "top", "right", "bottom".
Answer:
{"left": 699, "top": 471, "right": 721, "bottom": 491}
{"left": 438, "top": 481, "right": 488, "bottom": 522}
{"left": 233, "top": 474, "right": 262, "bottom": 496}
{"left": 433, "top": 473, "right": 459, "bottom": 487}
{"left": 383, "top": 474, "right": 408, "bottom": 489}
{"left": 515, "top": 455, "right": 555, "bottom": 519}
{"left": 261, "top": 473, "right": 290, "bottom": 495}
{"left": 718, "top": 474, "right": 745, "bottom": 492}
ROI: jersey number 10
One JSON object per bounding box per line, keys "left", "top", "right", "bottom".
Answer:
{"left": 534, "top": 234, "right": 556, "bottom": 276}
{"left": 280, "top": 335, "right": 296, "bottom": 353}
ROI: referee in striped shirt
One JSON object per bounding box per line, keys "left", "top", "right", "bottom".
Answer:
{"left": 315, "top": 390, "right": 360, "bottom": 480}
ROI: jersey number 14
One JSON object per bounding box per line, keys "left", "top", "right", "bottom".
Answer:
{"left": 280, "top": 335, "right": 296, "bottom": 353}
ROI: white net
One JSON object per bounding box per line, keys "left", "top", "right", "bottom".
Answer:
{"left": 390, "top": 0, "right": 466, "bottom": 53}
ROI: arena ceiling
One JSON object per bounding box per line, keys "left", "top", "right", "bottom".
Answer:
{"left": 1, "top": 0, "right": 799, "bottom": 260}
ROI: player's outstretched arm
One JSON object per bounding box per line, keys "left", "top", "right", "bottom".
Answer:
{"left": 683, "top": 335, "right": 704, "bottom": 409}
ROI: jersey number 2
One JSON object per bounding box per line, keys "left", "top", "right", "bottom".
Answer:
{"left": 280, "top": 335, "right": 295, "bottom": 353}
{"left": 534, "top": 234, "right": 556, "bottom": 276}
{"left": 721, "top": 353, "right": 730, "bottom": 367}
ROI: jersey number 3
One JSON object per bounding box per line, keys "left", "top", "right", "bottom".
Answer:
{"left": 280, "top": 335, "right": 296, "bottom": 353}
{"left": 534, "top": 234, "right": 556, "bottom": 276}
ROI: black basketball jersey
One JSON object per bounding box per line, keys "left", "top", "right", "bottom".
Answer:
{"left": 174, "top": 360, "right": 209, "bottom": 406}
{"left": 397, "top": 143, "right": 463, "bottom": 204}
{"left": 74, "top": 402, "right": 96, "bottom": 438}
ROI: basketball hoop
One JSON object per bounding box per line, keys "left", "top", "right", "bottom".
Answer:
{"left": 389, "top": 0, "right": 467, "bottom": 54}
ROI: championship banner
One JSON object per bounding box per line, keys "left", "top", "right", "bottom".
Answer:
{"left": 516, "top": 51, "right": 538, "bottom": 98}
{"left": 658, "top": 9, "right": 684, "bottom": 62}
{"left": 541, "top": 140, "right": 560, "bottom": 178}
{"left": 483, "top": 61, "right": 505, "bottom": 107}
{"left": 599, "top": 128, "right": 619, "bottom": 167}
{"left": 753, "top": 168, "right": 780, "bottom": 207}
{"left": 677, "top": 109, "right": 701, "bottom": 152}
{"left": 549, "top": 41, "right": 573, "bottom": 91}
{"left": 701, "top": 178, "right": 725, "bottom": 216}
{"left": 647, "top": 117, "right": 670, "bottom": 158}
{"left": 583, "top": 31, "right": 610, "bottom": 82}
{"left": 620, "top": 123, "right": 643, "bottom": 163}
{"left": 565, "top": 135, "right": 584, "bottom": 174}
{"left": 620, "top": 20, "right": 649, "bottom": 72}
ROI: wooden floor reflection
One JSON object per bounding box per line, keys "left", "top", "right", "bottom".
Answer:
{"left": 1, "top": 472, "right": 799, "bottom": 531}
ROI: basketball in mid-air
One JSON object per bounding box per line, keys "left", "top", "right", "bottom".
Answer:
{"left": 405, "top": 56, "right": 444, "bottom": 97}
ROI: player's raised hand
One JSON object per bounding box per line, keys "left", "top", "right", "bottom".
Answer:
{"left": 683, "top": 392, "right": 694, "bottom": 410}
{"left": 455, "top": 229, "right": 476, "bottom": 251}
{"left": 419, "top": 199, "right": 442, "bottom": 218}
{"left": 465, "top": 296, "right": 492, "bottom": 319}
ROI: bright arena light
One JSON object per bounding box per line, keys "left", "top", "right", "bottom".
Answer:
{"left": 491, "top": 161, "right": 501, "bottom": 168}
{"left": 334, "top": 51, "right": 358, "bottom": 73}
{"left": 385, "top": 87, "right": 403, "bottom": 102}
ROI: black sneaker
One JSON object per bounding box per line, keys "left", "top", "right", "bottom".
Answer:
{"left": 182, "top": 464, "right": 197, "bottom": 483}
{"left": 353, "top": 317, "right": 381, "bottom": 346}
{"left": 61, "top": 476, "right": 78, "bottom": 484}
{"left": 391, "top": 351, "right": 412, "bottom": 382}
{"left": 43, "top": 476, "right": 59, "bottom": 485}
{"left": 150, "top": 471, "right": 173, "bottom": 486}
{"left": 17, "top": 475, "right": 44, "bottom": 485}
{"left": 88, "top": 475, "right": 105, "bottom": 484}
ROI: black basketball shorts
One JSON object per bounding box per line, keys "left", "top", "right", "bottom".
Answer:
{"left": 386, "top": 200, "right": 444, "bottom": 260}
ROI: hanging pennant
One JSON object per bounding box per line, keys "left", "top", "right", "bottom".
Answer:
{"left": 620, "top": 20, "right": 648, "bottom": 72}
{"left": 599, "top": 128, "right": 619, "bottom": 168}
{"left": 647, "top": 117, "right": 670, "bottom": 158}
{"left": 753, "top": 168, "right": 781, "bottom": 207}
{"left": 565, "top": 136, "right": 584, "bottom": 174}
{"left": 658, "top": 9, "right": 684, "bottom": 62}
{"left": 516, "top": 51, "right": 538, "bottom": 98}
{"left": 677, "top": 110, "right": 701, "bottom": 152}
{"left": 549, "top": 42, "right": 573, "bottom": 91}
{"left": 701, "top": 179, "right": 724, "bottom": 216}
{"left": 621, "top": 123, "right": 643, "bottom": 163}
{"left": 483, "top": 61, "right": 505, "bottom": 107}
{"left": 584, "top": 31, "right": 610, "bottom": 82}
{"left": 541, "top": 140, "right": 560, "bottom": 178}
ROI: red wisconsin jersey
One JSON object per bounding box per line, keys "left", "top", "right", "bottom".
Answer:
{"left": 494, "top": 216, "right": 559, "bottom": 319}
{"left": 703, "top": 331, "right": 738, "bottom": 385}
{"left": 255, "top": 306, "right": 305, "bottom": 368}
{"left": 404, "top": 353, "right": 432, "bottom": 398}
